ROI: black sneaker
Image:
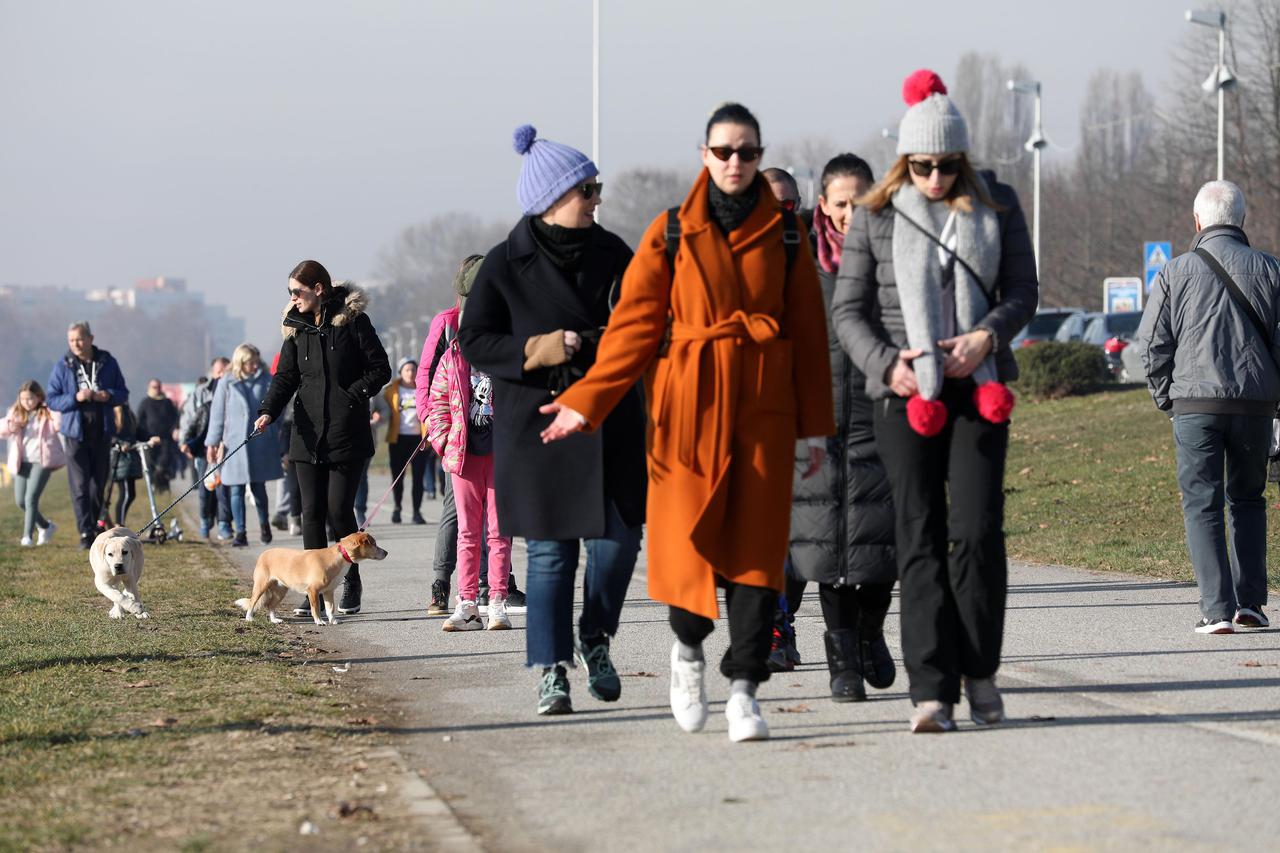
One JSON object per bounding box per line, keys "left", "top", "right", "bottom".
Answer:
{"left": 232, "top": 531, "right": 249, "bottom": 548}
{"left": 337, "top": 567, "right": 362, "bottom": 614}
{"left": 477, "top": 588, "right": 489, "bottom": 610}
{"left": 390, "top": 508, "right": 402, "bottom": 524}
{"left": 412, "top": 512, "right": 427, "bottom": 525}
{"left": 537, "top": 665, "right": 573, "bottom": 715}
{"left": 271, "top": 513, "right": 288, "bottom": 531}
{"left": 80, "top": 532, "right": 93, "bottom": 550}
{"left": 575, "top": 636, "right": 621, "bottom": 702}
{"left": 767, "top": 626, "right": 795, "bottom": 673}
{"left": 293, "top": 597, "right": 314, "bottom": 617}
{"left": 427, "top": 580, "right": 450, "bottom": 616}
{"left": 260, "top": 526, "right": 273, "bottom": 545}
{"left": 1194, "top": 617, "right": 1234, "bottom": 634}
{"left": 506, "top": 578, "right": 527, "bottom": 612}
{"left": 1234, "top": 605, "right": 1269, "bottom": 628}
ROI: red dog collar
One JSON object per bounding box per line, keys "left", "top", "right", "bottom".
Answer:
{"left": 338, "top": 544, "right": 355, "bottom": 564}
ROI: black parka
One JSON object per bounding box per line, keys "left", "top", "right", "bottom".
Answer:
{"left": 458, "top": 218, "right": 647, "bottom": 540}
{"left": 788, "top": 268, "right": 897, "bottom": 587}
{"left": 259, "top": 285, "right": 391, "bottom": 464}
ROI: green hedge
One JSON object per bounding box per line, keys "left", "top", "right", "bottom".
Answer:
{"left": 1012, "top": 341, "right": 1109, "bottom": 399}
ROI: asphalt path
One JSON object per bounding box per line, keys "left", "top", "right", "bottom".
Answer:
{"left": 224, "top": 474, "right": 1280, "bottom": 851}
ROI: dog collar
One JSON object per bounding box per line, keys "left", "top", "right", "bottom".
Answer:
{"left": 338, "top": 544, "right": 355, "bottom": 564}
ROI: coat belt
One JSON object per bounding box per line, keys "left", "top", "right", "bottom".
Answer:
{"left": 668, "top": 310, "right": 781, "bottom": 473}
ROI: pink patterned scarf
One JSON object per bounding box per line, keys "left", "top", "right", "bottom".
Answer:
{"left": 814, "top": 203, "right": 846, "bottom": 274}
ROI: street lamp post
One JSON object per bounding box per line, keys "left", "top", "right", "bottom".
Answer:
{"left": 1007, "top": 80, "right": 1046, "bottom": 278}
{"left": 592, "top": 0, "right": 600, "bottom": 169}
{"left": 1187, "top": 9, "right": 1236, "bottom": 181}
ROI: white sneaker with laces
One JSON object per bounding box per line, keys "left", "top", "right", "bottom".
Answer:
{"left": 37, "top": 521, "right": 56, "bottom": 546}
{"left": 442, "top": 599, "right": 484, "bottom": 632}
{"left": 20, "top": 536, "right": 33, "bottom": 547}
{"left": 724, "top": 692, "right": 769, "bottom": 742}
{"left": 669, "top": 642, "right": 708, "bottom": 733}
{"left": 486, "top": 596, "right": 511, "bottom": 630}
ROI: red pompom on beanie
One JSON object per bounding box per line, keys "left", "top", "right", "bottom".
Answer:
{"left": 902, "top": 69, "right": 947, "bottom": 106}
{"left": 974, "top": 382, "right": 1015, "bottom": 424}
{"left": 906, "top": 395, "right": 948, "bottom": 437}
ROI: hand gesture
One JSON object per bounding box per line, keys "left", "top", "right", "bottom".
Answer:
{"left": 538, "top": 402, "right": 586, "bottom": 443}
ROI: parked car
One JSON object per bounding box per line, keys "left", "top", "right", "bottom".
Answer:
{"left": 1011, "top": 308, "right": 1083, "bottom": 348}
{"left": 1081, "top": 311, "right": 1144, "bottom": 377}
{"left": 1054, "top": 311, "right": 1102, "bottom": 344}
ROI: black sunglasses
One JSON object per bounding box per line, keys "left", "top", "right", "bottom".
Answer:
{"left": 287, "top": 286, "right": 310, "bottom": 298}
{"left": 907, "top": 157, "right": 963, "bottom": 177}
{"left": 707, "top": 145, "right": 765, "bottom": 163}
{"left": 578, "top": 181, "right": 603, "bottom": 200}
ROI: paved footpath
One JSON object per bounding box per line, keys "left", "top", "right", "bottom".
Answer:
{"left": 226, "top": 474, "right": 1280, "bottom": 851}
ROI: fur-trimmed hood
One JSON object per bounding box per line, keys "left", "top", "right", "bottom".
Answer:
{"left": 281, "top": 282, "right": 369, "bottom": 339}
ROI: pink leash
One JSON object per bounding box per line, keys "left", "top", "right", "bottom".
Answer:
{"left": 359, "top": 434, "right": 431, "bottom": 532}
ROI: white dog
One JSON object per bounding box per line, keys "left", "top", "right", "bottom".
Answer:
{"left": 89, "top": 526, "right": 148, "bottom": 619}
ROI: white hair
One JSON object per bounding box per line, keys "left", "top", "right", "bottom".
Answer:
{"left": 1194, "top": 180, "right": 1246, "bottom": 228}
{"left": 68, "top": 321, "right": 92, "bottom": 337}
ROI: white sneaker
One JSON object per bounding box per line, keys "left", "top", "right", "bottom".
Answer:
{"left": 36, "top": 521, "right": 56, "bottom": 545}
{"left": 20, "top": 536, "right": 33, "bottom": 547}
{"left": 442, "top": 599, "right": 483, "bottom": 632}
{"left": 669, "top": 643, "right": 708, "bottom": 733}
{"left": 486, "top": 596, "right": 511, "bottom": 630}
{"left": 724, "top": 692, "right": 769, "bottom": 742}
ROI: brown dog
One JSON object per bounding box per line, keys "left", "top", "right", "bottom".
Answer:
{"left": 235, "top": 531, "right": 388, "bottom": 625}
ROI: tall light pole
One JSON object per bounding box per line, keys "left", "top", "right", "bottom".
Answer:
{"left": 592, "top": 0, "right": 600, "bottom": 168}
{"left": 1008, "top": 80, "right": 1046, "bottom": 277}
{"left": 1187, "top": 9, "right": 1236, "bottom": 180}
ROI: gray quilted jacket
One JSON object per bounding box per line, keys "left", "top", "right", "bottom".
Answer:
{"left": 830, "top": 176, "right": 1039, "bottom": 399}
{"left": 1137, "top": 225, "right": 1280, "bottom": 415}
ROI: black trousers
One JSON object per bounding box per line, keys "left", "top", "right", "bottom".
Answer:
{"left": 818, "top": 582, "right": 894, "bottom": 632}
{"left": 114, "top": 479, "right": 138, "bottom": 527}
{"left": 294, "top": 459, "right": 364, "bottom": 552}
{"left": 65, "top": 435, "right": 112, "bottom": 538}
{"left": 873, "top": 381, "right": 1009, "bottom": 705}
{"left": 284, "top": 460, "right": 301, "bottom": 518}
{"left": 669, "top": 580, "right": 776, "bottom": 683}
{"left": 389, "top": 435, "right": 429, "bottom": 512}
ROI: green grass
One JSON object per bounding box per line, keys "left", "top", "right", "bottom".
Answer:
{"left": 1006, "top": 386, "right": 1280, "bottom": 589}
{"left": 0, "top": 477, "right": 401, "bottom": 851}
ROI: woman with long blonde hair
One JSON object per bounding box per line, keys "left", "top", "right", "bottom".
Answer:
{"left": 2, "top": 380, "right": 66, "bottom": 545}
{"left": 208, "top": 343, "right": 281, "bottom": 547}
{"left": 831, "top": 70, "right": 1038, "bottom": 732}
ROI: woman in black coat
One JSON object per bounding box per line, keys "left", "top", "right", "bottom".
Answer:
{"left": 458, "top": 125, "right": 647, "bottom": 717}
{"left": 788, "top": 154, "right": 898, "bottom": 704}
{"left": 256, "top": 260, "right": 391, "bottom": 616}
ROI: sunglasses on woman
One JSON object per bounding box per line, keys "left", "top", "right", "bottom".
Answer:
{"left": 706, "top": 145, "right": 765, "bottom": 163}
{"left": 578, "top": 181, "right": 603, "bottom": 200}
{"left": 287, "top": 286, "right": 310, "bottom": 298}
{"left": 907, "top": 157, "right": 963, "bottom": 177}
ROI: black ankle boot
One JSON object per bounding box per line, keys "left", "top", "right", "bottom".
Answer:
{"left": 824, "top": 629, "right": 866, "bottom": 702}
{"left": 858, "top": 608, "right": 896, "bottom": 689}
{"left": 338, "top": 565, "right": 362, "bottom": 614}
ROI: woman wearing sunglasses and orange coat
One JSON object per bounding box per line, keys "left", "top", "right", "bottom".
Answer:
{"left": 831, "top": 70, "right": 1038, "bottom": 733}
{"left": 541, "top": 103, "right": 835, "bottom": 743}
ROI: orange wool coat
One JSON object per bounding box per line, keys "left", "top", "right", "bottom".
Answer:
{"left": 556, "top": 170, "right": 836, "bottom": 619}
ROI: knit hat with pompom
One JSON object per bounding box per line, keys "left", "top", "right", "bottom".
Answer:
{"left": 896, "top": 69, "right": 970, "bottom": 156}
{"left": 512, "top": 124, "right": 598, "bottom": 216}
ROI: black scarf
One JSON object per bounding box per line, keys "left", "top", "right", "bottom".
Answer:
{"left": 530, "top": 217, "right": 592, "bottom": 274}
{"left": 708, "top": 180, "right": 760, "bottom": 235}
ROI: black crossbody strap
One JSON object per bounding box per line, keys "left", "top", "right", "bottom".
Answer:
{"left": 1193, "top": 247, "right": 1280, "bottom": 373}
{"left": 892, "top": 205, "right": 993, "bottom": 303}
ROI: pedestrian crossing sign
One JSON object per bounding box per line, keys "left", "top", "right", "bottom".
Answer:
{"left": 1144, "top": 241, "right": 1172, "bottom": 293}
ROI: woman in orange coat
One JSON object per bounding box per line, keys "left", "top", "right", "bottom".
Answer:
{"left": 541, "top": 103, "right": 835, "bottom": 742}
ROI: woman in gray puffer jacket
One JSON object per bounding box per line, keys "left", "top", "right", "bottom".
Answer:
{"left": 789, "top": 154, "right": 898, "bottom": 704}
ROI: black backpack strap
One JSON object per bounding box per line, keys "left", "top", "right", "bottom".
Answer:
{"left": 1194, "top": 247, "right": 1280, "bottom": 373}
{"left": 781, "top": 208, "right": 801, "bottom": 275}
{"left": 664, "top": 206, "right": 682, "bottom": 270}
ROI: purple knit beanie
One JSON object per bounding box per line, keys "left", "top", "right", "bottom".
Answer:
{"left": 512, "top": 124, "right": 598, "bottom": 216}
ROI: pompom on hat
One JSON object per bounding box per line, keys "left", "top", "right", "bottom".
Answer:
{"left": 896, "top": 68, "right": 970, "bottom": 156}
{"left": 512, "top": 124, "right": 598, "bottom": 216}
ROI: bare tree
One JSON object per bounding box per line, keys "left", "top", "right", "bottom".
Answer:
{"left": 604, "top": 167, "right": 692, "bottom": 248}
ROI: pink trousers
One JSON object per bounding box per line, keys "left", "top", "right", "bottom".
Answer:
{"left": 452, "top": 452, "right": 511, "bottom": 602}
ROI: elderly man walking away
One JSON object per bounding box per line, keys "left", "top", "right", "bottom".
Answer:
{"left": 1137, "top": 180, "right": 1280, "bottom": 634}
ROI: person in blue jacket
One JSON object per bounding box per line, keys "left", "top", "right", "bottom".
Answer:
{"left": 46, "top": 321, "right": 129, "bottom": 548}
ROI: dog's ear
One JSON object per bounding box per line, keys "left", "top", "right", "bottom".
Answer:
{"left": 356, "top": 532, "right": 373, "bottom": 549}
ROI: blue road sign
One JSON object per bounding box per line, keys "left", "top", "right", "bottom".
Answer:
{"left": 1145, "top": 241, "right": 1172, "bottom": 293}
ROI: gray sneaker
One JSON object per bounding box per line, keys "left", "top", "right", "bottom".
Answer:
{"left": 575, "top": 637, "right": 621, "bottom": 702}
{"left": 964, "top": 676, "right": 1006, "bottom": 725}
{"left": 537, "top": 665, "right": 572, "bottom": 716}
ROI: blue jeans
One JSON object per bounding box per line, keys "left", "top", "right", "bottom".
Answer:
{"left": 524, "top": 501, "right": 642, "bottom": 668}
{"left": 229, "top": 482, "right": 269, "bottom": 535}
{"left": 1172, "top": 413, "right": 1271, "bottom": 620}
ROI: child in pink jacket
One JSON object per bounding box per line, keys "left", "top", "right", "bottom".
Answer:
{"left": 3, "top": 380, "right": 66, "bottom": 546}
{"left": 427, "top": 256, "right": 512, "bottom": 632}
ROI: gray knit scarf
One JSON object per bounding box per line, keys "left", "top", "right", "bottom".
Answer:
{"left": 891, "top": 182, "right": 1001, "bottom": 400}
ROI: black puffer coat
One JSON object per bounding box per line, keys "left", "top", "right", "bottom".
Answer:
{"left": 259, "top": 285, "right": 391, "bottom": 464}
{"left": 789, "top": 268, "right": 896, "bottom": 587}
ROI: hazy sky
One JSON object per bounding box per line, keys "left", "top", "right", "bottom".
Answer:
{"left": 2, "top": 0, "right": 1193, "bottom": 347}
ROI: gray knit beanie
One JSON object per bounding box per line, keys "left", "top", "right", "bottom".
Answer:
{"left": 512, "top": 124, "right": 598, "bottom": 216}
{"left": 896, "top": 69, "right": 970, "bottom": 156}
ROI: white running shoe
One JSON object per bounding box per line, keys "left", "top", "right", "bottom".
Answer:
{"left": 36, "top": 521, "right": 56, "bottom": 546}
{"left": 669, "top": 642, "right": 708, "bottom": 733}
{"left": 724, "top": 692, "right": 769, "bottom": 742}
{"left": 20, "top": 536, "right": 33, "bottom": 547}
{"left": 442, "top": 599, "right": 484, "bottom": 632}
{"left": 486, "top": 596, "right": 512, "bottom": 630}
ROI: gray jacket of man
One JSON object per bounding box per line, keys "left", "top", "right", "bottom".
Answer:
{"left": 1136, "top": 225, "right": 1280, "bottom": 416}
